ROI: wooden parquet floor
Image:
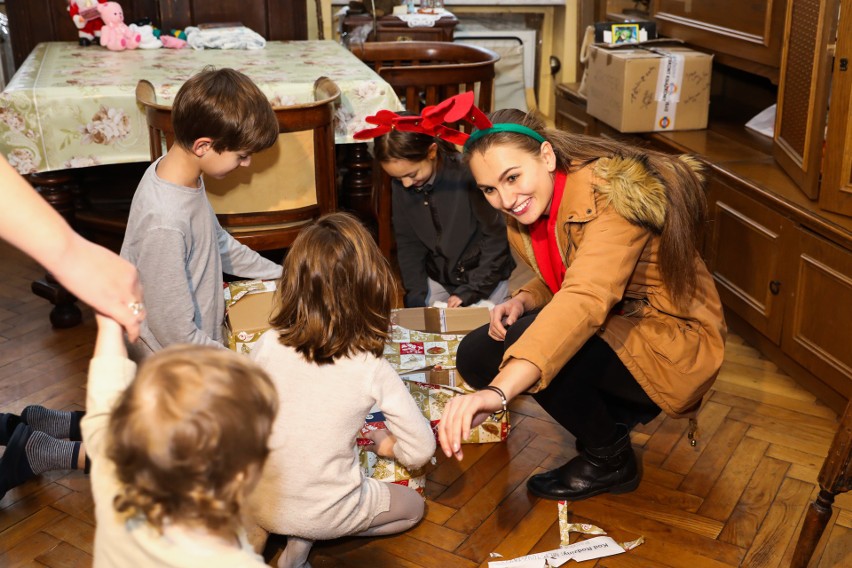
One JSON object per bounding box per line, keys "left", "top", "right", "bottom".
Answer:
{"left": 0, "top": 240, "right": 850, "bottom": 567}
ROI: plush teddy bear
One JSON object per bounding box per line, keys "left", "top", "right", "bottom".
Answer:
{"left": 96, "top": 2, "right": 141, "bottom": 51}
{"left": 67, "top": 0, "right": 108, "bottom": 46}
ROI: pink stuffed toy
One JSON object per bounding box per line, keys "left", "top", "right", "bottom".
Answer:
{"left": 96, "top": 2, "right": 140, "bottom": 51}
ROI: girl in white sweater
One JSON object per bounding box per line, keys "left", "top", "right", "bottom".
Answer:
{"left": 248, "top": 212, "right": 436, "bottom": 568}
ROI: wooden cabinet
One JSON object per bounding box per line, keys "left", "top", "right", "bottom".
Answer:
{"left": 554, "top": 83, "right": 597, "bottom": 136}
{"left": 782, "top": 228, "right": 852, "bottom": 401}
{"left": 705, "top": 177, "right": 794, "bottom": 345}
{"left": 651, "top": 0, "right": 788, "bottom": 82}
{"left": 341, "top": 13, "right": 458, "bottom": 43}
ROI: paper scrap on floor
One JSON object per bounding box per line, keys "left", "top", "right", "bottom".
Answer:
{"left": 487, "top": 536, "right": 626, "bottom": 567}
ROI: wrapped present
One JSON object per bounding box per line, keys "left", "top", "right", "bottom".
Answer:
{"left": 357, "top": 412, "right": 427, "bottom": 495}
{"left": 403, "top": 379, "right": 509, "bottom": 444}
{"left": 223, "top": 279, "right": 276, "bottom": 354}
{"left": 385, "top": 306, "right": 490, "bottom": 378}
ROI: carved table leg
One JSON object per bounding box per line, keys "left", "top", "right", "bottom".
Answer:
{"left": 27, "top": 171, "right": 83, "bottom": 328}
{"left": 790, "top": 489, "right": 835, "bottom": 568}
{"left": 337, "top": 142, "right": 375, "bottom": 222}
{"left": 791, "top": 399, "right": 852, "bottom": 567}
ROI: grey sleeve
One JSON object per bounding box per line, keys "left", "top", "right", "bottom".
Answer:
{"left": 137, "top": 227, "right": 225, "bottom": 348}
{"left": 216, "top": 223, "right": 283, "bottom": 280}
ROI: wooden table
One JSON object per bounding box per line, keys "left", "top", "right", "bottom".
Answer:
{"left": 0, "top": 41, "right": 402, "bottom": 326}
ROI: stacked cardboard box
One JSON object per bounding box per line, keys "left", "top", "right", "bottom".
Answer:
{"left": 587, "top": 43, "right": 712, "bottom": 132}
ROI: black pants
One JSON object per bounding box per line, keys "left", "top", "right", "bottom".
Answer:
{"left": 456, "top": 310, "right": 661, "bottom": 448}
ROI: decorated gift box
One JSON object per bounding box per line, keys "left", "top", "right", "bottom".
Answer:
{"left": 403, "top": 379, "right": 509, "bottom": 444}
{"left": 356, "top": 411, "right": 427, "bottom": 495}
{"left": 385, "top": 306, "right": 490, "bottom": 379}
{"left": 223, "top": 279, "right": 277, "bottom": 354}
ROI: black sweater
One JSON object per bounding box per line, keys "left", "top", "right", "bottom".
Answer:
{"left": 392, "top": 153, "right": 515, "bottom": 307}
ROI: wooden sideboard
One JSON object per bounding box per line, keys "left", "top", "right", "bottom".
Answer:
{"left": 341, "top": 12, "right": 459, "bottom": 42}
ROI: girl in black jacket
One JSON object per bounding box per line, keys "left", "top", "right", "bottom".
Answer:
{"left": 374, "top": 127, "right": 515, "bottom": 307}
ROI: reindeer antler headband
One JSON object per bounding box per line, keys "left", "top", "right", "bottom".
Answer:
{"left": 353, "top": 91, "right": 546, "bottom": 150}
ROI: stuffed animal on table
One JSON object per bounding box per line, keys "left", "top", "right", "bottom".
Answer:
{"left": 67, "top": 0, "right": 108, "bottom": 46}
{"left": 134, "top": 24, "right": 162, "bottom": 49}
{"left": 96, "top": 2, "right": 141, "bottom": 51}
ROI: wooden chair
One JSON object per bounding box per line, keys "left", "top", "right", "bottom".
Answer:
{"left": 350, "top": 41, "right": 500, "bottom": 258}
{"left": 136, "top": 76, "right": 341, "bottom": 251}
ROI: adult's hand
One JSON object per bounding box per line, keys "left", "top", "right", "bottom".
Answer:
{"left": 437, "top": 389, "right": 502, "bottom": 461}
{"left": 446, "top": 294, "right": 463, "bottom": 308}
{"left": 53, "top": 235, "right": 144, "bottom": 341}
{"left": 0, "top": 157, "right": 143, "bottom": 341}
{"left": 488, "top": 297, "right": 526, "bottom": 341}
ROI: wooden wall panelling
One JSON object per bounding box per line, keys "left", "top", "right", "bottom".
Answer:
{"left": 652, "top": 0, "right": 787, "bottom": 82}
{"left": 819, "top": 0, "right": 852, "bottom": 216}
{"left": 782, "top": 228, "right": 852, "bottom": 402}
{"left": 705, "top": 176, "right": 794, "bottom": 344}
{"left": 5, "top": 0, "right": 307, "bottom": 70}
{"left": 773, "top": 0, "right": 839, "bottom": 200}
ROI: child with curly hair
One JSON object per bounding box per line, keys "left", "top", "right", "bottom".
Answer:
{"left": 82, "top": 315, "right": 278, "bottom": 567}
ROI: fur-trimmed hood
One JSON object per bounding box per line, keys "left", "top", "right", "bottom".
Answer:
{"left": 592, "top": 154, "right": 703, "bottom": 232}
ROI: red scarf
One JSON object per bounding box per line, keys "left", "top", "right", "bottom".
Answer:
{"left": 529, "top": 171, "right": 567, "bottom": 294}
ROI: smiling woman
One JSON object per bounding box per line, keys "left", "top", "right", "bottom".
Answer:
{"left": 436, "top": 107, "right": 727, "bottom": 505}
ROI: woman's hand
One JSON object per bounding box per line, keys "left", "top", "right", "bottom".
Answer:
{"left": 53, "top": 235, "right": 144, "bottom": 341}
{"left": 363, "top": 428, "right": 398, "bottom": 459}
{"left": 438, "top": 389, "right": 503, "bottom": 460}
{"left": 489, "top": 297, "right": 526, "bottom": 341}
{"left": 446, "top": 295, "right": 463, "bottom": 308}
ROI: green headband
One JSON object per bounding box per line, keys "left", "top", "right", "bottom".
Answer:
{"left": 463, "top": 123, "right": 547, "bottom": 151}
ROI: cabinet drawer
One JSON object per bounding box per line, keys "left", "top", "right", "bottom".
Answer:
{"left": 782, "top": 228, "right": 852, "bottom": 400}
{"left": 375, "top": 27, "right": 446, "bottom": 42}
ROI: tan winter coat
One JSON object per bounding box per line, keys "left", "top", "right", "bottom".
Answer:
{"left": 503, "top": 156, "right": 727, "bottom": 418}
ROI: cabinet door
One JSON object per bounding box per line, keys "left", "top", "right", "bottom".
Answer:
{"left": 819, "top": 0, "right": 852, "bottom": 216}
{"left": 706, "top": 177, "right": 794, "bottom": 344}
{"left": 652, "top": 0, "right": 787, "bottom": 80}
{"left": 783, "top": 228, "right": 852, "bottom": 401}
{"left": 773, "top": 0, "right": 839, "bottom": 200}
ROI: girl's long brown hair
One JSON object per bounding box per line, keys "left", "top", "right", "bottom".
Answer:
{"left": 270, "top": 212, "right": 399, "bottom": 364}
{"left": 465, "top": 109, "right": 707, "bottom": 306}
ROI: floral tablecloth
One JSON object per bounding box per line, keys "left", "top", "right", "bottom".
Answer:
{"left": 0, "top": 41, "right": 402, "bottom": 174}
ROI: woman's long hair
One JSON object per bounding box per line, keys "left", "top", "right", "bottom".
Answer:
{"left": 464, "top": 109, "right": 707, "bottom": 306}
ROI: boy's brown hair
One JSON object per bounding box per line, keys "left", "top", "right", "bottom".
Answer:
{"left": 107, "top": 345, "right": 278, "bottom": 534}
{"left": 270, "top": 212, "right": 399, "bottom": 364}
{"left": 172, "top": 67, "right": 279, "bottom": 155}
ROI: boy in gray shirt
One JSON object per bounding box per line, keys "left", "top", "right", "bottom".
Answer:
{"left": 121, "top": 68, "right": 283, "bottom": 361}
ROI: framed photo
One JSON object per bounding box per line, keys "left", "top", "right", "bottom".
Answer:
{"left": 593, "top": 21, "right": 656, "bottom": 45}
{"left": 611, "top": 23, "right": 639, "bottom": 44}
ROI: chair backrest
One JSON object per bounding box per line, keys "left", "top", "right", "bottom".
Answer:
{"left": 351, "top": 41, "right": 500, "bottom": 118}
{"left": 350, "top": 41, "right": 499, "bottom": 259}
{"left": 135, "top": 77, "right": 341, "bottom": 251}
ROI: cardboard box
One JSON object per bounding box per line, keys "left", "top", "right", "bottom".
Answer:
{"left": 392, "top": 307, "right": 490, "bottom": 334}
{"left": 223, "top": 280, "right": 277, "bottom": 354}
{"left": 385, "top": 306, "right": 490, "bottom": 376}
{"left": 587, "top": 44, "right": 712, "bottom": 132}
{"left": 357, "top": 411, "right": 427, "bottom": 495}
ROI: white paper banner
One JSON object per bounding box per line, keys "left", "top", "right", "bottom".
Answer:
{"left": 487, "top": 536, "right": 625, "bottom": 567}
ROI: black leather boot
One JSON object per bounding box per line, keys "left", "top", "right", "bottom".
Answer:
{"left": 527, "top": 424, "right": 639, "bottom": 501}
